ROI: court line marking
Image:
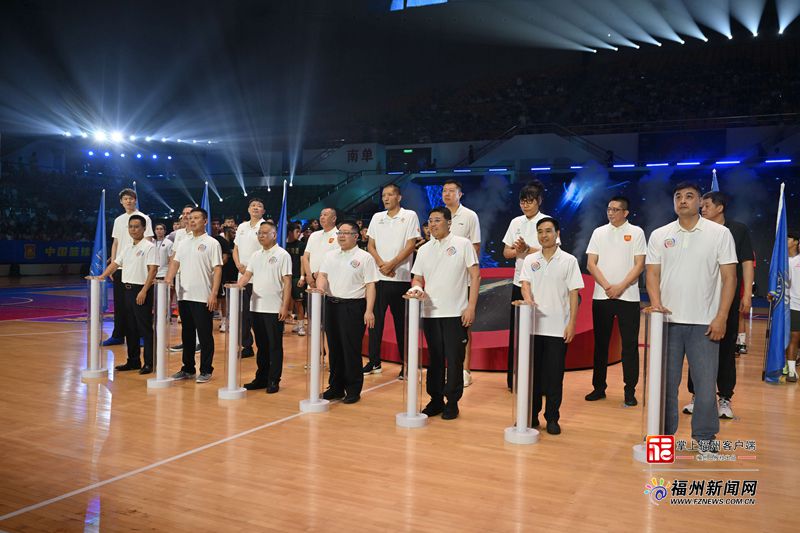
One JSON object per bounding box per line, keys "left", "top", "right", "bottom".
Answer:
{"left": 0, "top": 378, "right": 400, "bottom": 522}
{"left": 0, "top": 329, "right": 85, "bottom": 337}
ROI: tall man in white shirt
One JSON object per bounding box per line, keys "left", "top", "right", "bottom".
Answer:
{"left": 233, "top": 198, "right": 266, "bottom": 358}
{"left": 585, "top": 196, "right": 646, "bottom": 406}
{"left": 302, "top": 207, "right": 340, "bottom": 288}
{"left": 520, "top": 217, "right": 584, "bottom": 435}
{"left": 104, "top": 188, "right": 154, "bottom": 345}
{"left": 502, "top": 180, "right": 550, "bottom": 390}
{"left": 316, "top": 221, "right": 379, "bottom": 404}
{"left": 410, "top": 207, "right": 480, "bottom": 420}
{"left": 237, "top": 221, "right": 293, "bottom": 394}
{"left": 442, "top": 179, "right": 481, "bottom": 387}
{"left": 165, "top": 207, "right": 223, "bottom": 384}
{"left": 364, "top": 184, "right": 420, "bottom": 377}
{"left": 98, "top": 215, "right": 158, "bottom": 373}
{"left": 646, "top": 182, "right": 737, "bottom": 446}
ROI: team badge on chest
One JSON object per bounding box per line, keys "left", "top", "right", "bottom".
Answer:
{"left": 198, "top": 244, "right": 207, "bottom": 252}
{"left": 350, "top": 259, "right": 361, "bottom": 268}
{"left": 530, "top": 261, "right": 541, "bottom": 272}
{"left": 664, "top": 237, "right": 676, "bottom": 249}
{"left": 445, "top": 246, "right": 457, "bottom": 256}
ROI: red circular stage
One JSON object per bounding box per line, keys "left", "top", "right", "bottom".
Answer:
{"left": 361, "top": 267, "right": 623, "bottom": 371}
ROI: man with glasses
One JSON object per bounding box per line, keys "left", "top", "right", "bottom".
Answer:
{"left": 409, "top": 207, "right": 480, "bottom": 420}
{"left": 316, "top": 221, "right": 379, "bottom": 405}
{"left": 501, "top": 180, "right": 551, "bottom": 390}
{"left": 585, "top": 196, "right": 646, "bottom": 406}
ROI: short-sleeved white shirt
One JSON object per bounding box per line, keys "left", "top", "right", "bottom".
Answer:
{"left": 519, "top": 248, "right": 584, "bottom": 337}
{"left": 450, "top": 204, "right": 481, "bottom": 245}
{"left": 586, "top": 221, "right": 647, "bottom": 302}
{"left": 112, "top": 211, "right": 154, "bottom": 265}
{"left": 319, "top": 246, "right": 379, "bottom": 299}
{"left": 115, "top": 239, "right": 157, "bottom": 285}
{"left": 502, "top": 211, "right": 552, "bottom": 286}
{"left": 246, "top": 245, "right": 292, "bottom": 313}
{"left": 411, "top": 233, "right": 478, "bottom": 318}
{"left": 171, "top": 228, "right": 192, "bottom": 292}
{"left": 174, "top": 233, "right": 223, "bottom": 303}
{"left": 367, "top": 207, "right": 421, "bottom": 282}
{"left": 646, "top": 217, "right": 738, "bottom": 325}
{"left": 149, "top": 239, "right": 173, "bottom": 278}
{"left": 306, "top": 228, "right": 340, "bottom": 274}
{"left": 234, "top": 219, "right": 265, "bottom": 268}
{"left": 789, "top": 254, "right": 800, "bottom": 311}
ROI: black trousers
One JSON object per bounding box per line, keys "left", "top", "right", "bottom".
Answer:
{"left": 111, "top": 269, "right": 126, "bottom": 339}
{"left": 325, "top": 298, "right": 366, "bottom": 397}
{"left": 688, "top": 297, "right": 739, "bottom": 399}
{"left": 251, "top": 312, "right": 284, "bottom": 384}
{"left": 368, "top": 280, "right": 410, "bottom": 366}
{"left": 123, "top": 285, "right": 153, "bottom": 366}
{"left": 240, "top": 283, "right": 254, "bottom": 349}
{"left": 591, "top": 299, "right": 640, "bottom": 394}
{"left": 178, "top": 300, "right": 215, "bottom": 375}
{"left": 506, "top": 284, "right": 524, "bottom": 389}
{"left": 532, "top": 335, "right": 568, "bottom": 423}
{"left": 423, "top": 317, "right": 468, "bottom": 405}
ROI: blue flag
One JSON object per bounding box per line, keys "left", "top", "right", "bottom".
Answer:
{"left": 201, "top": 182, "right": 211, "bottom": 235}
{"left": 277, "top": 180, "right": 288, "bottom": 248}
{"left": 90, "top": 190, "right": 108, "bottom": 311}
{"left": 766, "top": 183, "right": 789, "bottom": 382}
{"left": 711, "top": 169, "right": 719, "bottom": 192}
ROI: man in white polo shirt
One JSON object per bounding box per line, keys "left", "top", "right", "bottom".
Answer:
{"left": 646, "top": 181, "right": 737, "bottom": 447}
{"left": 237, "top": 221, "right": 292, "bottom": 394}
{"left": 520, "top": 217, "right": 583, "bottom": 436}
{"left": 165, "top": 207, "right": 223, "bottom": 384}
{"left": 364, "top": 183, "right": 420, "bottom": 378}
{"left": 168, "top": 205, "right": 196, "bottom": 352}
{"left": 99, "top": 215, "right": 158, "bottom": 373}
{"left": 585, "top": 195, "right": 646, "bottom": 406}
{"left": 410, "top": 206, "right": 480, "bottom": 420}
{"left": 316, "top": 220, "right": 379, "bottom": 405}
{"left": 104, "top": 188, "right": 154, "bottom": 346}
{"left": 303, "top": 207, "right": 340, "bottom": 288}
{"left": 233, "top": 198, "right": 266, "bottom": 358}
{"left": 502, "top": 180, "right": 551, "bottom": 390}
{"left": 442, "top": 179, "right": 481, "bottom": 387}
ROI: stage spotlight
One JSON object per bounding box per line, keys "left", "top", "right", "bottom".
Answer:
{"left": 63, "top": 131, "right": 71, "bottom": 137}
{"left": 192, "top": 139, "right": 197, "bottom": 144}
{"left": 207, "top": 140, "right": 212, "bottom": 144}
{"left": 152, "top": 154, "right": 158, "bottom": 159}
{"left": 136, "top": 153, "right": 142, "bottom": 159}
{"left": 728, "top": 34, "right": 733, "bottom": 39}
{"left": 94, "top": 130, "right": 107, "bottom": 142}
{"left": 104, "top": 151, "right": 110, "bottom": 157}
{"left": 167, "top": 156, "right": 172, "bottom": 160}
{"left": 243, "top": 192, "right": 248, "bottom": 197}
{"left": 702, "top": 36, "right": 709, "bottom": 42}
{"left": 111, "top": 131, "right": 123, "bottom": 143}
{"left": 121, "top": 153, "right": 126, "bottom": 158}
{"left": 145, "top": 136, "right": 152, "bottom": 142}
{"left": 169, "top": 208, "right": 175, "bottom": 213}
{"left": 129, "top": 135, "right": 137, "bottom": 141}
{"left": 655, "top": 41, "right": 662, "bottom": 46}
{"left": 161, "top": 137, "right": 167, "bottom": 142}
{"left": 779, "top": 29, "right": 784, "bottom": 34}
{"left": 177, "top": 139, "right": 183, "bottom": 143}
{"left": 88, "top": 150, "right": 94, "bottom": 156}
{"left": 80, "top": 131, "right": 88, "bottom": 138}
{"left": 679, "top": 39, "right": 685, "bottom": 44}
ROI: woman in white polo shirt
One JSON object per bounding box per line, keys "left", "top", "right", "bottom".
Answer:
{"left": 316, "top": 220, "right": 379, "bottom": 405}
{"left": 410, "top": 206, "right": 480, "bottom": 421}
{"left": 237, "top": 221, "right": 293, "bottom": 394}
{"left": 520, "top": 217, "right": 584, "bottom": 436}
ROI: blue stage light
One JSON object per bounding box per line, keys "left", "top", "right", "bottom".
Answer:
{"left": 453, "top": 169, "right": 472, "bottom": 173}
{"left": 120, "top": 153, "right": 126, "bottom": 158}
{"left": 94, "top": 131, "right": 107, "bottom": 142}
{"left": 570, "top": 165, "right": 583, "bottom": 169}
{"left": 88, "top": 151, "right": 94, "bottom": 156}
{"left": 167, "top": 156, "right": 172, "bottom": 160}
{"left": 646, "top": 163, "right": 669, "bottom": 167}
{"left": 111, "top": 131, "right": 123, "bottom": 143}
{"left": 136, "top": 153, "right": 142, "bottom": 159}
{"left": 145, "top": 136, "right": 152, "bottom": 142}
{"left": 677, "top": 162, "right": 701, "bottom": 166}
{"left": 613, "top": 163, "right": 635, "bottom": 168}
{"left": 104, "top": 151, "right": 110, "bottom": 157}
{"left": 488, "top": 168, "right": 508, "bottom": 172}
{"left": 715, "top": 160, "right": 740, "bottom": 165}
{"left": 387, "top": 171, "right": 404, "bottom": 175}
{"left": 419, "top": 170, "right": 437, "bottom": 174}
{"left": 530, "top": 166, "right": 551, "bottom": 171}
{"left": 152, "top": 154, "right": 158, "bottom": 159}
{"left": 129, "top": 135, "right": 137, "bottom": 141}
{"left": 766, "top": 158, "right": 792, "bottom": 163}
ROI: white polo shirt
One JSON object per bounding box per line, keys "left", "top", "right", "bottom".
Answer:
{"left": 114, "top": 239, "right": 157, "bottom": 285}
{"left": 788, "top": 254, "right": 800, "bottom": 311}
{"left": 306, "top": 228, "right": 340, "bottom": 274}
{"left": 149, "top": 239, "right": 173, "bottom": 278}
{"left": 319, "top": 246, "right": 379, "bottom": 299}
{"left": 586, "top": 221, "right": 647, "bottom": 302}
{"left": 450, "top": 204, "right": 481, "bottom": 245}
{"left": 174, "top": 233, "right": 223, "bottom": 303}
{"left": 646, "top": 217, "right": 737, "bottom": 325}
{"left": 234, "top": 219, "right": 265, "bottom": 267}
{"left": 171, "top": 228, "right": 192, "bottom": 293}
{"left": 502, "top": 211, "right": 552, "bottom": 286}
{"left": 411, "top": 233, "right": 478, "bottom": 318}
{"left": 367, "top": 207, "right": 421, "bottom": 282}
{"left": 112, "top": 210, "right": 154, "bottom": 264}
{"left": 246, "top": 245, "right": 292, "bottom": 313}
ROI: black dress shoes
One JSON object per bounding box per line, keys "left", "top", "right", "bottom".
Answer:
{"left": 139, "top": 366, "right": 153, "bottom": 375}
{"left": 266, "top": 382, "right": 280, "bottom": 394}
{"left": 115, "top": 362, "right": 141, "bottom": 371}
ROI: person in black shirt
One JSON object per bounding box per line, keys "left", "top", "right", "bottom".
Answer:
{"left": 215, "top": 226, "right": 237, "bottom": 332}
{"left": 684, "top": 192, "right": 754, "bottom": 420}
{"left": 285, "top": 222, "right": 307, "bottom": 336}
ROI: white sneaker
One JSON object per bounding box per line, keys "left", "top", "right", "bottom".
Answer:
{"left": 219, "top": 321, "right": 227, "bottom": 333}
{"left": 682, "top": 395, "right": 694, "bottom": 415}
{"left": 297, "top": 326, "right": 306, "bottom": 336}
{"left": 463, "top": 369, "right": 473, "bottom": 387}
{"left": 718, "top": 398, "right": 734, "bottom": 419}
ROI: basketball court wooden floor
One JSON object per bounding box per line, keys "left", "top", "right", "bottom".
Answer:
{"left": 0, "top": 277, "right": 795, "bottom": 532}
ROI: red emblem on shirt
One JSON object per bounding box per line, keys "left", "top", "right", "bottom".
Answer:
{"left": 624, "top": 234, "right": 632, "bottom": 242}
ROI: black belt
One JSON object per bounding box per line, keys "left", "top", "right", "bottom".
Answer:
{"left": 327, "top": 297, "right": 364, "bottom": 304}
{"left": 124, "top": 283, "right": 144, "bottom": 290}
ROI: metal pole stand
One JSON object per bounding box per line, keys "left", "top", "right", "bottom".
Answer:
{"left": 218, "top": 284, "right": 247, "bottom": 399}
{"left": 504, "top": 302, "right": 538, "bottom": 444}
{"left": 82, "top": 276, "right": 108, "bottom": 379}
{"left": 396, "top": 295, "right": 427, "bottom": 428}
{"left": 633, "top": 310, "right": 669, "bottom": 462}
{"left": 300, "top": 289, "right": 330, "bottom": 412}
{"left": 148, "top": 280, "right": 173, "bottom": 389}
